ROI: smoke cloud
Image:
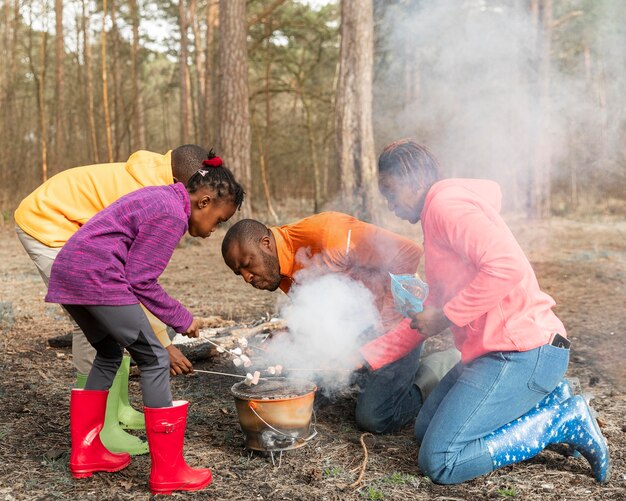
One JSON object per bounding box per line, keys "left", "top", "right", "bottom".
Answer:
{"left": 374, "top": 0, "right": 626, "bottom": 212}
{"left": 267, "top": 271, "right": 382, "bottom": 394}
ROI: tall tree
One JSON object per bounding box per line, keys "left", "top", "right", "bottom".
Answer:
{"left": 204, "top": 0, "right": 218, "bottom": 146}
{"left": 178, "top": 0, "right": 192, "bottom": 143}
{"left": 53, "top": 0, "right": 65, "bottom": 170}
{"left": 527, "top": 0, "right": 553, "bottom": 218}
{"left": 102, "top": 0, "right": 113, "bottom": 162}
{"left": 130, "top": 0, "right": 146, "bottom": 150}
{"left": 335, "top": 0, "right": 376, "bottom": 220}
{"left": 256, "top": 18, "right": 279, "bottom": 223}
{"left": 82, "top": 0, "right": 99, "bottom": 163}
{"left": 189, "top": 0, "right": 206, "bottom": 146}
{"left": 109, "top": 0, "right": 123, "bottom": 157}
{"left": 27, "top": 3, "right": 49, "bottom": 182}
{"left": 218, "top": 0, "right": 251, "bottom": 216}
{"left": 1, "top": 0, "right": 22, "bottom": 202}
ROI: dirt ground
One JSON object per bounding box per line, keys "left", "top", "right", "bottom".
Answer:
{"left": 0, "top": 215, "right": 624, "bottom": 500}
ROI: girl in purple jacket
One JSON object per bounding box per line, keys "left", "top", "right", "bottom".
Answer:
{"left": 46, "top": 152, "right": 244, "bottom": 495}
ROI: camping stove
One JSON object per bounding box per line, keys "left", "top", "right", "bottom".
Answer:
{"left": 231, "top": 377, "right": 317, "bottom": 459}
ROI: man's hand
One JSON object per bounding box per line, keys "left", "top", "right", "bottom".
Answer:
{"left": 409, "top": 306, "right": 452, "bottom": 337}
{"left": 166, "top": 344, "right": 193, "bottom": 376}
{"left": 184, "top": 318, "right": 200, "bottom": 338}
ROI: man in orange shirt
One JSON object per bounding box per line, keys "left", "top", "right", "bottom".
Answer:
{"left": 14, "top": 144, "right": 207, "bottom": 454}
{"left": 221, "top": 212, "right": 460, "bottom": 434}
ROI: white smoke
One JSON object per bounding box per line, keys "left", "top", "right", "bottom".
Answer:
{"left": 374, "top": 0, "right": 626, "bottom": 212}
{"left": 269, "top": 271, "right": 382, "bottom": 393}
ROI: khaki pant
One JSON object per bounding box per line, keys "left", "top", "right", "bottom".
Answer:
{"left": 15, "top": 226, "right": 171, "bottom": 374}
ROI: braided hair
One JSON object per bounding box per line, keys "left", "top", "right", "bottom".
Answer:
{"left": 378, "top": 139, "right": 440, "bottom": 190}
{"left": 186, "top": 149, "right": 245, "bottom": 209}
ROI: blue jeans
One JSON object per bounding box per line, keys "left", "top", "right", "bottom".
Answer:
{"left": 355, "top": 344, "right": 423, "bottom": 434}
{"left": 415, "top": 344, "right": 569, "bottom": 484}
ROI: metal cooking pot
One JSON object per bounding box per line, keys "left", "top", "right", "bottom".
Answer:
{"left": 231, "top": 377, "right": 317, "bottom": 452}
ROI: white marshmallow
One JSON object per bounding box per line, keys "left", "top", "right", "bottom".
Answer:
{"left": 232, "top": 357, "right": 243, "bottom": 367}
{"left": 231, "top": 347, "right": 243, "bottom": 356}
{"left": 251, "top": 371, "right": 261, "bottom": 385}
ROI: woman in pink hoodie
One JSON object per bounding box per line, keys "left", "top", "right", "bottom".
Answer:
{"left": 377, "top": 139, "right": 610, "bottom": 484}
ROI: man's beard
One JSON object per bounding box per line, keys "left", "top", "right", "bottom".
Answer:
{"left": 261, "top": 250, "right": 282, "bottom": 291}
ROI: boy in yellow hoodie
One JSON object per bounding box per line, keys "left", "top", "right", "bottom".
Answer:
{"left": 14, "top": 144, "right": 208, "bottom": 455}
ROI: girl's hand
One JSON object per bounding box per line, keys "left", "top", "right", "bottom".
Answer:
{"left": 184, "top": 318, "right": 200, "bottom": 338}
{"left": 409, "top": 306, "right": 451, "bottom": 337}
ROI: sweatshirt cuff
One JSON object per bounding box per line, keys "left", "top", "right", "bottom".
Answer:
{"left": 359, "top": 319, "right": 425, "bottom": 371}
{"left": 154, "top": 325, "right": 172, "bottom": 348}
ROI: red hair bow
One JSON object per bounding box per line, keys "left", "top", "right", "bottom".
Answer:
{"left": 202, "top": 157, "right": 222, "bottom": 168}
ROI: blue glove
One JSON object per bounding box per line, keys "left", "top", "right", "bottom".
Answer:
{"left": 390, "top": 273, "right": 429, "bottom": 318}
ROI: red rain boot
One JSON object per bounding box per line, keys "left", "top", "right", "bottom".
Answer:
{"left": 144, "top": 401, "right": 212, "bottom": 495}
{"left": 69, "top": 388, "right": 131, "bottom": 478}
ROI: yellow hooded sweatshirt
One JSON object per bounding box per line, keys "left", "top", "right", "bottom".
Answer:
{"left": 15, "top": 150, "right": 173, "bottom": 247}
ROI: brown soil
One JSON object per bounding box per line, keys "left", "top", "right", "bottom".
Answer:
{"left": 0, "top": 216, "right": 624, "bottom": 500}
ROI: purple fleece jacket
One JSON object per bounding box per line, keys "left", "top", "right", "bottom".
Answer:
{"left": 46, "top": 183, "right": 193, "bottom": 333}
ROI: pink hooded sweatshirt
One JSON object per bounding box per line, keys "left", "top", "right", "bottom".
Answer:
{"left": 422, "top": 179, "right": 566, "bottom": 363}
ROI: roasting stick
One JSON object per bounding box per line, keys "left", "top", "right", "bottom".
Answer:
{"left": 203, "top": 338, "right": 238, "bottom": 354}
{"left": 286, "top": 368, "right": 353, "bottom": 372}
{"left": 193, "top": 369, "right": 249, "bottom": 379}
{"left": 204, "top": 336, "right": 266, "bottom": 355}
{"left": 194, "top": 369, "right": 264, "bottom": 385}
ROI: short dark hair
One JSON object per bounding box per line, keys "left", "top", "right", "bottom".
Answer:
{"left": 186, "top": 149, "right": 246, "bottom": 209}
{"left": 378, "top": 139, "right": 440, "bottom": 189}
{"left": 171, "top": 144, "right": 210, "bottom": 183}
{"left": 221, "top": 219, "right": 269, "bottom": 258}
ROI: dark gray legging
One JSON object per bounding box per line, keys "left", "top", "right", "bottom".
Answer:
{"left": 64, "top": 304, "right": 172, "bottom": 408}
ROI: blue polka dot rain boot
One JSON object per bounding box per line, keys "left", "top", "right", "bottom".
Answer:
{"left": 484, "top": 395, "right": 610, "bottom": 483}
{"left": 539, "top": 380, "right": 580, "bottom": 458}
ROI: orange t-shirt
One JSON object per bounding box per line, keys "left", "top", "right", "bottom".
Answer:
{"left": 270, "top": 212, "right": 426, "bottom": 369}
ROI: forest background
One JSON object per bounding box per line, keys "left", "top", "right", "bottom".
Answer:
{"left": 0, "top": 0, "right": 624, "bottom": 222}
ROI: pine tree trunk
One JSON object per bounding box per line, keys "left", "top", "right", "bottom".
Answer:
{"left": 527, "top": 0, "right": 552, "bottom": 218}
{"left": 29, "top": 21, "right": 49, "bottom": 183}
{"left": 205, "top": 0, "right": 218, "bottom": 146}
{"left": 260, "top": 20, "right": 278, "bottom": 223}
{"left": 82, "top": 0, "right": 99, "bottom": 163}
{"left": 130, "top": 0, "right": 146, "bottom": 150}
{"left": 101, "top": 0, "right": 113, "bottom": 162}
{"left": 190, "top": 0, "right": 206, "bottom": 146}
{"left": 109, "top": 0, "right": 123, "bottom": 157}
{"left": 39, "top": 29, "right": 48, "bottom": 182}
{"left": 178, "top": 0, "right": 192, "bottom": 143}
{"left": 335, "top": 0, "right": 376, "bottom": 220}
{"left": 54, "top": 0, "right": 65, "bottom": 172}
{"left": 218, "top": 0, "right": 252, "bottom": 216}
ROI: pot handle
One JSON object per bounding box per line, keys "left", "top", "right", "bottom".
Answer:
{"left": 247, "top": 401, "right": 317, "bottom": 444}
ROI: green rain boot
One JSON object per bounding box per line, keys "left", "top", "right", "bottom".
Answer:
{"left": 75, "top": 371, "right": 149, "bottom": 456}
{"left": 117, "top": 356, "right": 146, "bottom": 431}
